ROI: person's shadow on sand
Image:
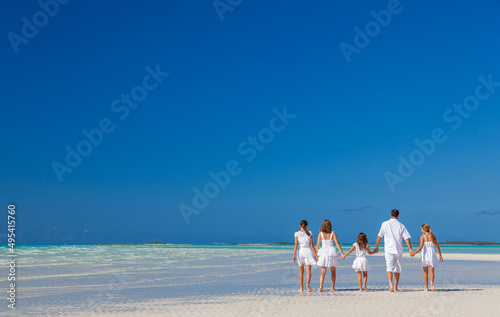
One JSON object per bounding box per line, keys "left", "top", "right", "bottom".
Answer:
{"left": 327, "top": 288, "right": 483, "bottom": 293}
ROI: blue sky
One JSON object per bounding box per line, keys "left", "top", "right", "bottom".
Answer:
{"left": 1, "top": 0, "right": 500, "bottom": 244}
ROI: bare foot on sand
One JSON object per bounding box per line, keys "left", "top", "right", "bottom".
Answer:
{"left": 306, "top": 285, "right": 312, "bottom": 292}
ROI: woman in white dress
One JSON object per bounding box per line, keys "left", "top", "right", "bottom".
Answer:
{"left": 293, "top": 220, "right": 318, "bottom": 292}
{"left": 411, "top": 224, "right": 444, "bottom": 291}
{"left": 342, "top": 233, "right": 376, "bottom": 292}
{"left": 315, "top": 219, "right": 344, "bottom": 292}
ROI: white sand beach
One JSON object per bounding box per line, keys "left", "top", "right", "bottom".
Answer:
{"left": 2, "top": 245, "right": 499, "bottom": 316}
{"left": 12, "top": 284, "right": 500, "bottom": 316}
{"left": 84, "top": 285, "right": 500, "bottom": 317}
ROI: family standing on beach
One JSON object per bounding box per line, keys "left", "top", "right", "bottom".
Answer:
{"left": 293, "top": 209, "right": 444, "bottom": 293}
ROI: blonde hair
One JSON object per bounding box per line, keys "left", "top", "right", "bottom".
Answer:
{"left": 421, "top": 223, "right": 437, "bottom": 244}
{"left": 319, "top": 219, "right": 332, "bottom": 234}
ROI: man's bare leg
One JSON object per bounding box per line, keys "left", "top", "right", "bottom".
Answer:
{"left": 394, "top": 272, "right": 400, "bottom": 291}
{"left": 386, "top": 272, "right": 394, "bottom": 292}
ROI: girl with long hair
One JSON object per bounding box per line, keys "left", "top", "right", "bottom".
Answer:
{"left": 315, "top": 219, "right": 344, "bottom": 292}
{"left": 411, "top": 224, "right": 444, "bottom": 291}
{"left": 342, "top": 233, "right": 376, "bottom": 292}
{"left": 293, "top": 220, "right": 318, "bottom": 292}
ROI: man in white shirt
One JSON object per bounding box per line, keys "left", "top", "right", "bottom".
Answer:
{"left": 374, "top": 209, "right": 413, "bottom": 292}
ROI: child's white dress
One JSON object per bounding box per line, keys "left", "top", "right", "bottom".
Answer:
{"left": 294, "top": 231, "right": 316, "bottom": 266}
{"left": 351, "top": 243, "right": 370, "bottom": 272}
{"left": 316, "top": 232, "right": 339, "bottom": 267}
{"left": 421, "top": 238, "right": 439, "bottom": 268}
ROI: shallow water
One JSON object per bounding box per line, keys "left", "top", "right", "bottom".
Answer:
{"left": 1, "top": 245, "right": 499, "bottom": 315}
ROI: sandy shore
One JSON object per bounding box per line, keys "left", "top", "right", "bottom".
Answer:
{"left": 41, "top": 285, "right": 500, "bottom": 317}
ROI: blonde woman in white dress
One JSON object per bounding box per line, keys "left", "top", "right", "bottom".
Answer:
{"left": 342, "top": 233, "right": 376, "bottom": 292}
{"left": 411, "top": 224, "right": 444, "bottom": 291}
{"left": 293, "top": 220, "right": 318, "bottom": 292}
{"left": 315, "top": 219, "right": 344, "bottom": 292}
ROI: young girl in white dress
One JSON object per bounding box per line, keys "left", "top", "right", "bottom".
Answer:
{"left": 293, "top": 220, "right": 318, "bottom": 292}
{"left": 411, "top": 224, "right": 444, "bottom": 291}
{"left": 315, "top": 219, "right": 344, "bottom": 292}
{"left": 342, "top": 233, "right": 375, "bottom": 292}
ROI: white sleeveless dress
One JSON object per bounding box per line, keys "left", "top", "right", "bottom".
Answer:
{"left": 351, "top": 243, "right": 370, "bottom": 272}
{"left": 295, "top": 231, "right": 316, "bottom": 266}
{"left": 421, "top": 239, "right": 439, "bottom": 268}
{"left": 316, "top": 232, "right": 339, "bottom": 267}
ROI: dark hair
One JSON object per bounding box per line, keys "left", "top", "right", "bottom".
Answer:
{"left": 319, "top": 219, "right": 332, "bottom": 234}
{"left": 300, "top": 220, "right": 311, "bottom": 236}
{"left": 357, "top": 233, "right": 369, "bottom": 251}
{"left": 391, "top": 209, "right": 399, "bottom": 218}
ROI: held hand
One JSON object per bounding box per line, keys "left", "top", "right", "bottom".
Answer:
{"left": 341, "top": 254, "right": 345, "bottom": 260}
{"left": 410, "top": 251, "right": 414, "bottom": 257}
{"left": 315, "top": 255, "right": 319, "bottom": 262}
{"left": 374, "top": 246, "right": 379, "bottom": 253}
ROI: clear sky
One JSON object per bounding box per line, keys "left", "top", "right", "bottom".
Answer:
{"left": 2, "top": 0, "right": 500, "bottom": 245}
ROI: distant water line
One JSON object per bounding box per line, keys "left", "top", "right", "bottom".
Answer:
{"left": 3, "top": 244, "right": 500, "bottom": 254}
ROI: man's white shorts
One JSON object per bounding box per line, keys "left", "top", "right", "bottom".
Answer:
{"left": 385, "top": 253, "right": 402, "bottom": 273}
